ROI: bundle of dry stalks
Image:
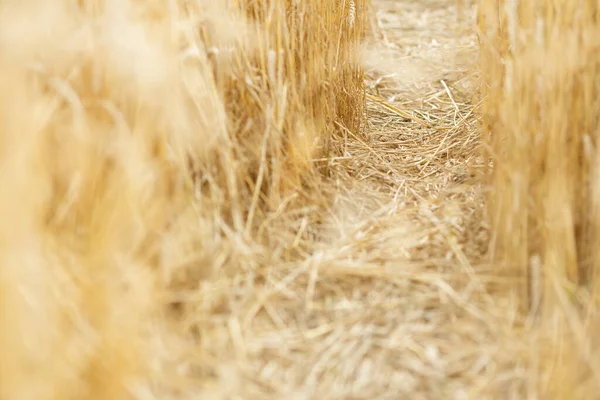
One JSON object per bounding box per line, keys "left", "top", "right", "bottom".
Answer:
{"left": 477, "top": 0, "right": 600, "bottom": 397}
{"left": 0, "top": 0, "right": 366, "bottom": 398}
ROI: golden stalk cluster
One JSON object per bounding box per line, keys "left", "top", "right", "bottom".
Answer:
{"left": 478, "top": 0, "right": 600, "bottom": 396}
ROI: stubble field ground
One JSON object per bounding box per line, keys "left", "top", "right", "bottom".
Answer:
{"left": 195, "top": 1, "right": 531, "bottom": 398}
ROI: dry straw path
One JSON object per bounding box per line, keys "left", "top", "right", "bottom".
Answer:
{"left": 196, "top": 1, "right": 527, "bottom": 399}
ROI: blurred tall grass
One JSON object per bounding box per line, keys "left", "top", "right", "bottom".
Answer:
{"left": 0, "top": 0, "right": 366, "bottom": 398}
{"left": 478, "top": 0, "right": 600, "bottom": 396}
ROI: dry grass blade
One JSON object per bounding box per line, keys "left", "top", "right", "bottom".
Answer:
{"left": 366, "top": 93, "right": 431, "bottom": 127}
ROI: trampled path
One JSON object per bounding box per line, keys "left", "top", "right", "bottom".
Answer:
{"left": 196, "top": 1, "right": 528, "bottom": 398}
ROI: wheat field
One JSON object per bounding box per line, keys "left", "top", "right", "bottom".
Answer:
{"left": 0, "top": 0, "right": 598, "bottom": 399}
